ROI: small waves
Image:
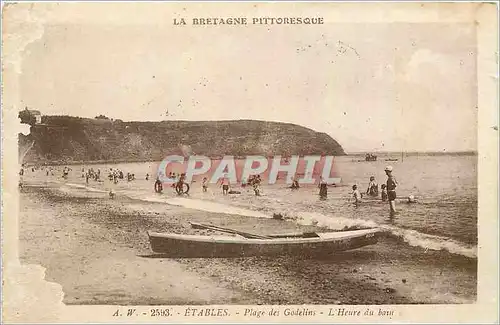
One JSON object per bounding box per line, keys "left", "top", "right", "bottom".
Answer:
{"left": 65, "top": 183, "right": 107, "bottom": 193}
{"left": 385, "top": 226, "right": 477, "bottom": 259}
{"left": 289, "top": 211, "right": 477, "bottom": 259}
{"left": 128, "top": 194, "right": 271, "bottom": 219}
{"left": 60, "top": 182, "right": 477, "bottom": 259}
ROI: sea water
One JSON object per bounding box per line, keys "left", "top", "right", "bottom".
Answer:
{"left": 29, "top": 154, "right": 478, "bottom": 258}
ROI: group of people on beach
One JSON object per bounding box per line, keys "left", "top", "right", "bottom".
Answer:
{"left": 154, "top": 166, "right": 401, "bottom": 217}
{"left": 18, "top": 165, "right": 69, "bottom": 187}
{"left": 21, "top": 161, "right": 404, "bottom": 216}
{"left": 105, "top": 168, "right": 137, "bottom": 184}
{"left": 350, "top": 165, "right": 405, "bottom": 215}
{"left": 75, "top": 167, "right": 140, "bottom": 185}
{"left": 83, "top": 167, "right": 100, "bottom": 183}
{"left": 19, "top": 165, "right": 62, "bottom": 179}
{"left": 198, "top": 174, "right": 262, "bottom": 196}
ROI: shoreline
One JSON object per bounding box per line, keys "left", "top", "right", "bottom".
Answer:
{"left": 20, "top": 151, "right": 477, "bottom": 167}
{"left": 18, "top": 183, "right": 477, "bottom": 305}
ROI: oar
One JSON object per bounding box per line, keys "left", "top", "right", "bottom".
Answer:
{"left": 189, "top": 222, "right": 273, "bottom": 239}
{"left": 190, "top": 222, "right": 320, "bottom": 239}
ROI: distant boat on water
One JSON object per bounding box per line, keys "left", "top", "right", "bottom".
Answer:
{"left": 351, "top": 153, "right": 378, "bottom": 162}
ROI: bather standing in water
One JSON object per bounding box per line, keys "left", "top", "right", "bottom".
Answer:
{"left": 385, "top": 165, "right": 398, "bottom": 215}
{"left": 290, "top": 175, "right": 300, "bottom": 190}
{"left": 381, "top": 184, "right": 388, "bottom": 201}
{"left": 252, "top": 175, "right": 262, "bottom": 196}
{"left": 366, "top": 176, "right": 379, "bottom": 197}
{"left": 352, "top": 184, "right": 362, "bottom": 206}
{"left": 202, "top": 177, "right": 208, "bottom": 192}
{"left": 62, "top": 167, "right": 69, "bottom": 179}
{"left": 220, "top": 175, "right": 230, "bottom": 195}
{"left": 318, "top": 176, "right": 327, "bottom": 199}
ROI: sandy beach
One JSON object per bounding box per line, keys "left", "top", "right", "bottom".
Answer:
{"left": 6, "top": 5, "right": 496, "bottom": 322}
{"left": 19, "top": 182, "right": 476, "bottom": 305}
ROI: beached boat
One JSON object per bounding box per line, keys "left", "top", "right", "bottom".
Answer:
{"left": 147, "top": 223, "right": 382, "bottom": 258}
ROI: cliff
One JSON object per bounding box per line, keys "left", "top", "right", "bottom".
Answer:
{"left": 19, "top": 116, "right": 345, "bottom": 164}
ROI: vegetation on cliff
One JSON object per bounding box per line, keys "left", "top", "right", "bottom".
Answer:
{"left": 19, "top": 115, "right": 345, "bottom": 163}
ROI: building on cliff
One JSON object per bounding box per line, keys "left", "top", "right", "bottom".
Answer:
{"left": 19, "top": 108, "right": 42, "bottom": 125}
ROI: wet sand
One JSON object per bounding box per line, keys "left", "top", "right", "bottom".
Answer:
{"left": 19, "top": 184, "right": 476, "bottom": 305}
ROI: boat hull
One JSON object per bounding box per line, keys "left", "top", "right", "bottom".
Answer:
{"left": 148, "top": 228, "right": 382, "bottom": 258}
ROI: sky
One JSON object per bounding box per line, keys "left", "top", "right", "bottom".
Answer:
{"left": 18, "top": 4, "right": 478, "bottom": 153}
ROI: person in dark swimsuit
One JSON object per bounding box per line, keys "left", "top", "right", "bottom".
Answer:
{"left": 252, "top": 175, "right": 262, "bottom": 196}
{"left": 221, "top": 175, "right": 230, "bottom": 195}
{"left": 385, "top": 166, "right": 398, "bottom": 215}
{"left": 319, "top": 176, "right": 327, "bottom": 199}
{"left": 381, "top": 184, "right": 388, "bottom": 201}
{"left": 366, "top": 176, "right": 379, "bottom": 197}
{"left": 202, "top": 177, "right": 208, "bottom": 192}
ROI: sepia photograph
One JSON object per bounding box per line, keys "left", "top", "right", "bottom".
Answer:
{"left": 2, "top": 1, "right": 498, "bottom": 323}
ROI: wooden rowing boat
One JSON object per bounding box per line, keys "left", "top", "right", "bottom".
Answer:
{"left": 147, "top": 223, "right": 382, "bottom": 258}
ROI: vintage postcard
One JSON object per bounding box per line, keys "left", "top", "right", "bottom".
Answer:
{"left": 1, "top": 1, "right": 498, "bottom": 323}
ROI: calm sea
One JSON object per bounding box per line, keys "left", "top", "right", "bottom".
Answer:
{"left": 31, "top": 154, "right": 478, "bottom": 258}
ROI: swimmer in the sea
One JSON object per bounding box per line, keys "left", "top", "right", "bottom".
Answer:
{"left": 352, "top": 184, "right": 361, "bottom": 206}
